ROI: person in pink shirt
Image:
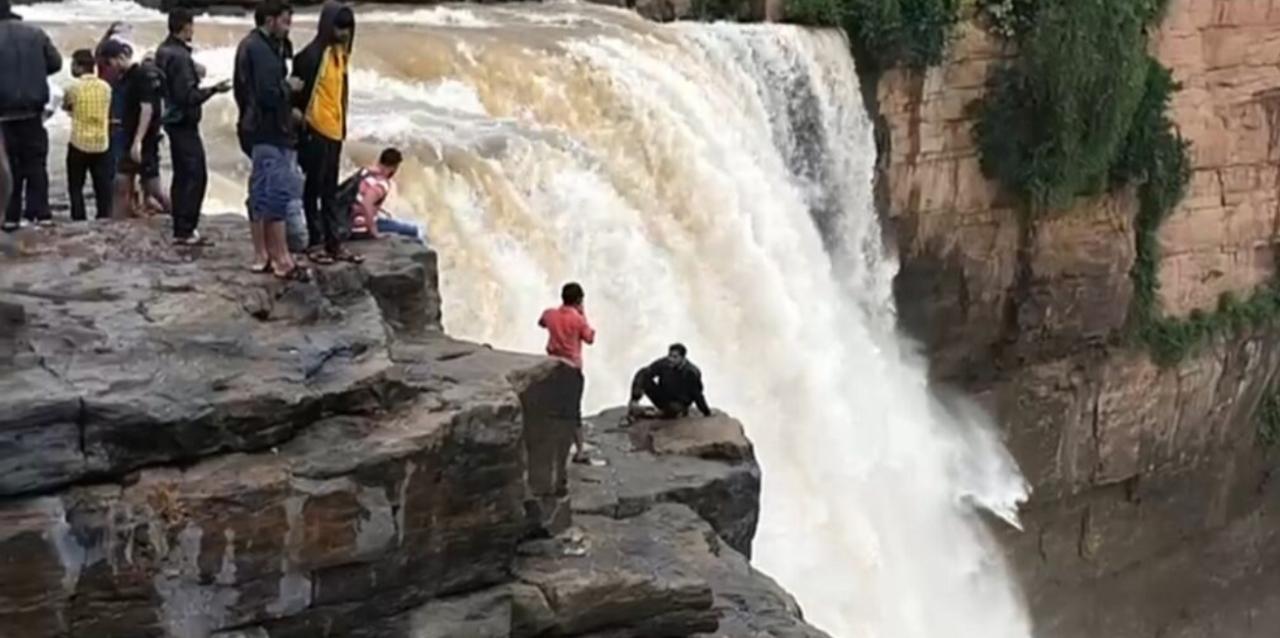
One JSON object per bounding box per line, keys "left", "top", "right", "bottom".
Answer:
{"left": 347, "top": 147, "right": 424, "bottom": 242}
{"left": 539, "top": 282, "right": 595, "bottom": 464}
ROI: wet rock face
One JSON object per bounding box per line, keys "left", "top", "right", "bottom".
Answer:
{"left": 0, "top": 217, "right": 821, "bottom": 637}
{"left": 874, "top": 0, "right": 1280, "bottom": 635}
{"left": 0, "top": 217, "right": 569, "bottom": 637}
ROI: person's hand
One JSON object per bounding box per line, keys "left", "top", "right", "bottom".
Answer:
{"left": 286, "top": 77, "right": 304, "bottom": 92}
{"left": 129, "top": 143, "right": 142, "bottom": 164}
{"left": 290, "top": 108, "right": 304, "bottom": 124}
{"left": 213, "top": 79, "right": 232, "bottom": 94}
{"left": 627, "top": 400, "right": 639, "bottom": 414}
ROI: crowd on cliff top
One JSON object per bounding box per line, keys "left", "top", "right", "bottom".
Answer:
{"left": 0, "top": 0, "right": 715, "bottom": 454}
{"left": 0, "top": 0, "right": 422, "bottom": 282}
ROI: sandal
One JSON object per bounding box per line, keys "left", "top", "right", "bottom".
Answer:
{"left": 248, "top": 260, "right": 272, "bottom": 274}
{"left": 272, "top": 266, "right": 312, "bottom": 283}
{"left": 174, "top": 233, "right": 214, "bottom": 247}
{"left": 331, "top": 249, "right": 364, "bottom": 264}
{"left": 306, "top": 248, "right": 335, "bottom": 265}
{"left": 1, "top": 221, "right": 18, "bottom": 233}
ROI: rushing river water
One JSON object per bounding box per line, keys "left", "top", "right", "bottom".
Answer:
{"left": 28, "top": 2, "right": 1033, "bottom": 635}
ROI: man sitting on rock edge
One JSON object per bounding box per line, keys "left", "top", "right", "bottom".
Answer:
{"left": 628, "top": 343, "right": 713, "bottom": 420}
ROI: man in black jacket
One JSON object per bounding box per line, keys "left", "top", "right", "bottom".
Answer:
{"left": 156, "top": 8, "right": 230, "bottom": 246}
{"left": 292, "top": 1, "right": 359, "bottom": 265}
{"left": 0, "top": 0, "right": 61, "bottom": 231}
{"left": 234, "top": 0, "right": 307, "bottom": 281}
{"left": 628, "top": 343, "right": 713, "bottom": 419}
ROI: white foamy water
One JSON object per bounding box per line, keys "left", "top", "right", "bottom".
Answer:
{"left": 34, "top": 3, "right": 1033, "bottom": 636}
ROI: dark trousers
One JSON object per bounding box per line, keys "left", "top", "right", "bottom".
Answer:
{"left": 642, "top": 379, "right": 690, "bottom": 419}
{"left": 300, "top": 128, "right": 343, "bottom": 253}
{"left": 3, "top": 117, "right": 50, "bottom": 224}
{"left": 66, "top": 145, "right": 113, "bottom": 221}
{"left": 166, "top": 124, "right": 207, "bottom": 238}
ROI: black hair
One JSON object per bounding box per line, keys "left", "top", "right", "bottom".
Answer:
{"left": 379, "top": 148, "right": 403, "bottom": 167}
{"left": 668, "top": 343, "right": 688, "bottom": 357}
{"left": 71, "top": 49, "right": 96, "bottom": 71}
{"left": 259, "top": 0, "right": 292, "bottom": 20}
{"left": 561, "top": 282, "right": 584, "bottom": 306}
{"left": 253, "top": 4, "right": 267, "bottom": 26}
{"left": 168, "top": 7, "right": 193, "bottom": 35}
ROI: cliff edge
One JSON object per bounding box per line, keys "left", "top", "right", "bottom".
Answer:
{"left": 0, "top": 216, "right": 824, "bottom": 638}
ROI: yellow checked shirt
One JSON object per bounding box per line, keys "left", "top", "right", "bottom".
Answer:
{"left": 306, "top": 46, "right": 347, "bottom": 142}
{"left": 64, "top": 76, "right": 111, "bottom": 154}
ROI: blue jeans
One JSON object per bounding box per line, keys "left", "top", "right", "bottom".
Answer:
{"left": 377, "top": 218, "right": 424, "bottom": 243}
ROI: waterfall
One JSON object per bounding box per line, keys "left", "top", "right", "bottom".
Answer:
{"left": 32, "top": 2, "right": 1033, "bottom": 636}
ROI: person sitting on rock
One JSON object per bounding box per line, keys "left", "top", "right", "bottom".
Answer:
{"left": 539, "top": 282, "right": 595, "bottom": 464}
{"left": 628, "top": 343, "right": 712, "bottom": 420}
{"left": 346, "top": 147, "right": 424, "bottom": 242}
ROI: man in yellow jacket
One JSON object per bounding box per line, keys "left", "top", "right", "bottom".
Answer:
{"left": 292, "top": 1, "right": 360, "bottom": 264}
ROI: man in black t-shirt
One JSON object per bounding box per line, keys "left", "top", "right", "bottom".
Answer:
{"left": 101, "top": 40, "right": 169, "bottom": 218}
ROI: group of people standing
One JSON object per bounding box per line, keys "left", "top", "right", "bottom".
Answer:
{"left": 0, "top": 0, "right": 421, "bottom": 282}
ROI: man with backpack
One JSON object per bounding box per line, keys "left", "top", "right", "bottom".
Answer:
{"left": 156, "top": 8, "right": 230, "bottom": 245}
{"left": 343, "top": 147, "right": 424, "bottom": 243}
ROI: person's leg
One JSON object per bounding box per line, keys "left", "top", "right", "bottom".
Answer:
{"left": 66, "top": 146, "right": 89, "bottom": 222}
{"left": 140, "top": 135, "right": 168, "bottom": 216}
{"left": 300, "top": 131, "right": 323, "bottom": 250}
{"left": 319, "top": 138, "right": 343, "bottom": 255}
{"left": 569, "top": 368, "right": 587, "bottom": 463}
{"left": 0, "top": 124, "right": 14, "bottom": 230}
{"left": 642, "top": 381, "right": 683, "bottom": 419}
{"left": 266, "top": 220, "right": 298, "bottom": 277}
{"left": 167, "top": 125, "right": 206, "bottom": 239}
{"left": 88, "top": 151, "right": 113, "bottom": 220}
{"left": 4, "top": 120, "right": 26, "bottom": 223}
{"left": 375, "top": 217, "right": 423, "bottom": 241}
{"left": 16, "top": 118, "right": 50, "bottom": 222}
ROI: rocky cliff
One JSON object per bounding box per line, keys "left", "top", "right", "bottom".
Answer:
{"left": 0, "top": 217, "right": 823, "bottom": 638}
{"left": 874, "top": 0, "right": 1280, "bottom": 636}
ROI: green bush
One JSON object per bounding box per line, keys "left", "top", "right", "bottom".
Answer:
{"left": 1258, "top": 388, "right": 1280, "bottom": 448}
{"left": 974, "top": 0, "right": 1156, "bottom": 213}
{"left": 782, "top": 0, "right": 960, "bottom": 71}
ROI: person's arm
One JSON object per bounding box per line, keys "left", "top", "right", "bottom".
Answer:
{"left": 172, "top": 54, "right": 219, "bottom": 107}
{"left": 62, "top": 86, "right": 74, "bottom": 113}
{"left": 537, "top": 309, "right": 548, "bottom": 329}
{"left": 43, "top": 33, "right": 62, "bottom": 76}
{"left": 691, "top": 368, "right": 712, "bottom": 417}
{"left": 579, "top": 313, "right": 596, "bottom": 345}
{"left": 252, "top": 40, "right": 287, "bottom": 118}
{"left": 131, "top": 102, "right": 152, "bottom": 162}
{"left": 630, "top": 362, "right": 653, "bottom": 403}
{"left": 355, "top": 174, "right": 386, "bottom": 238}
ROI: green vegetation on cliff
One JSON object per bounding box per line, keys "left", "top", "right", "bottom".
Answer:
{"left": 783, "top": 0, "right": 959, "bottom": 70}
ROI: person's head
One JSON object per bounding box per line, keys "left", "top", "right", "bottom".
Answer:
{"left": 259, "top": 0, "right": 293, "bottom": 38}
{"left": 71, "top": 49, "right": 96, "bottom": 78}
{"left": 561, "top": 282, "right": 584, "bottom": 307}
{"left": 253, "top": 4, "right": 267, "bottom": 27}
{"left": 332, "top": 6, "right": 354, "bottom": 46}
{"left": 0, "top": 0, "right": 16, "bottom": 20}
{"left": 99, "top": 39, "right": 133, "bottom": 72}
{"left": 168, "top": 8, "right": 195, "bottom": 43}
{"left": 667, "top": 343, "right": 688, "bottom": 367}
{"left": 378, "top": 147, "right": 403, "bottom": 178}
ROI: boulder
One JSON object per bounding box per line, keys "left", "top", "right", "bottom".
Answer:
{"left": 570, "top": 409, "right": 761, "bottom": 557}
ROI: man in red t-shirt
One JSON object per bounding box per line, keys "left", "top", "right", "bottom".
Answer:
{"left": 539, "top": 282, "right": 596, "bottom": 463}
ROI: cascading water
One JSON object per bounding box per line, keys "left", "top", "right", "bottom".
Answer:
{"left": 32, "top": 2, "right": 1033, "bottom": 636}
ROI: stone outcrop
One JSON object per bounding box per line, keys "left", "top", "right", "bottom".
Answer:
{"left": 871, "top": 0, "right": 1280, "bottom": 636}
{"left": 0, "top": 216, "right": 821, "bottom": 637}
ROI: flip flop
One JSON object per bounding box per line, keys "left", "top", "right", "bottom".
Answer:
{"left": 174, "top": 233, "right": 214, "bottom": 247}
{"left": 307, "top": 248, "right": 336, "bottom": 265}
{"left": 248, "top": 260, "right": 272, "bottom": 274}
{"left": 331, "top": 249, "right": 364, "bottom": 264}
{"left": 1, "top": 222, "right": 18, "bottom": 233}
{"left": 272, "top": 266, "right": 312, "bottom": 283}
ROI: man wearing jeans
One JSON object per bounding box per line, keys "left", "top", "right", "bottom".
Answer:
{"left": 0, "top": 0, "right": 61, "bottom": 231}
{"left": 156, "top": 8, "right": 230, "bottom": 245}
{"left": 234, "top": 0, "right": 306, "bottom": 281}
